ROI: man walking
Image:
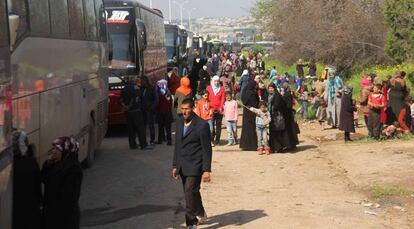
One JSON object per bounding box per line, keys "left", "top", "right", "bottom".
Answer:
{"left": 172, "top": 98, "right": 212, "bottom": 229}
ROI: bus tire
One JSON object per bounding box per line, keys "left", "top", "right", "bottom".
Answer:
{"left": 84, "top": 118, "right": 96, "bottom": 168}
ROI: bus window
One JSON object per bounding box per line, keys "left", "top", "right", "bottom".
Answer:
{"left": 106, "top": 9, "right": 136, "bottom": 70}
{"left": 84, "top": 0, "right": 97, "bottom": 40}
{"left": 68, "top": 0, "right": 85, "bottom": 39}
{"left": 49, "top": 0, "right": 69, "bottom": 38}
{"left": 28, "top": 0, "right": 51, "bottom": 36}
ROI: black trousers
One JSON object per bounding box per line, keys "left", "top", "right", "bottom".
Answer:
{"left": 368, "top": 110, "right": 381, "bottom": 139}
{"left": 125, "top": 111, "right": 147, "bottom": 149}
{"left": 143, "top": 111, "right": 156, "bottom": 143}
{"left": 212, "top": 113, "right": 223, "bottom": 144}
{"left": 180, "top": 172, "right": 205, "bottom": 226}
{"left": 157, "top": 112, "right": 172, "bottom": 143}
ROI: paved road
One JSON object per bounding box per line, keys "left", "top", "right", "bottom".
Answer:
{"left": 80, "top": 127, "right": 185, "bottom": 229}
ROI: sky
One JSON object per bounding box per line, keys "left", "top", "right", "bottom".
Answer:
{"left": 141, "top": 0, "right": 257, "bottom": 19}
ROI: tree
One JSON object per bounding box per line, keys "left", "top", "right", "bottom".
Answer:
{"left": 252, "top": 0, "right": 390, "bottom": 73}
{"left": 384, "top": 0, "right": 414, "bottom": 63}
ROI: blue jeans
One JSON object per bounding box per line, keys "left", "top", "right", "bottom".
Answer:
{"left": 225, "top": 121, "right": 237, "bottom": 144}
{"left": 300, "top": 101, "right": 308, "bottom": 119}
{"left": 256, "top": 126, "right": 269, "bottom": 149}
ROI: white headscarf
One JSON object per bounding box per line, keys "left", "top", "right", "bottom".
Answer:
{"left": 242, "top": 69, "right": 249, "bottom": 76}
{"left": 211, "top": 75, "right": 221, "bottom": 95}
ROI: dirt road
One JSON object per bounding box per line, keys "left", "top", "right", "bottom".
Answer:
{"left": 80, "top": 123, "right": 414, "bottom": 228}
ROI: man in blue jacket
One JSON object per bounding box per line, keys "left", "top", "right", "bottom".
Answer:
{"left": 172, "top": 98, "right": 212, "bottom": 229}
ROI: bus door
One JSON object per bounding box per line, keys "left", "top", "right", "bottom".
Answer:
{"left": 0, "top": 0, "right": 13, "bottom": 228}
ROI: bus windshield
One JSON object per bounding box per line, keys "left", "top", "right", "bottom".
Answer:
{"left": 107, "top": 9, "right": 136, "bottom": 70}
{"left": 165, "top": 29, "right": 176, "bottom": 47}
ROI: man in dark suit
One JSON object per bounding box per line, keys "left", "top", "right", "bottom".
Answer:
{"left": 172, "top": 98, "right": 212, "bottom": 229}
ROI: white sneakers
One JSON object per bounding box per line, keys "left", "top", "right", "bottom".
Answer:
{"left": 197, "top": 212, "right": 208, "bottom": 225}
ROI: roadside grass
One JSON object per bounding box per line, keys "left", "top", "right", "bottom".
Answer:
{"left": 355, "top": 133, "right": 413, "bottom": 144}
{"left": 371, "top": 184, "right": 414, "bottom": 199}
{"left": 261, "top": 58, "right": 414, "bottom": 100}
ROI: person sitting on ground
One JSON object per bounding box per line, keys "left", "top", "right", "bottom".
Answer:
{"left": 249, "top": 101, "right": 271, "bottom": 155}
{"left": 397, "top": 97, "right": 413, "bottom": 134}
{"left": 382, "top": 121, "right": 400, "bottom": 138}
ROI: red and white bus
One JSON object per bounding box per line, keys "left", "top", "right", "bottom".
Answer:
{"left": 0, "top": 0, "right": 109, "bottom": 227}
{"left": 105, "top": 0, "right": 167, "bottom": 126}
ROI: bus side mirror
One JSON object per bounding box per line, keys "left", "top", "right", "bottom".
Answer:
{"left": 8, "top": 14, "right": 19, "bottom": 51}
{"left": 136, "top": 20, "right": 147, "bottom": 51}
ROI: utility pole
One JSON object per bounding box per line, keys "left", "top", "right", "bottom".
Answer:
{"left": 169, "top": 0, "right": 172, "bottom": 22}
{"left": 149, "top": 0, "right": 153, "bottom": 8}
{"left": 174, "top": 0, "right": 188, "bottom": 26}
{"left": 185, "top": 8, "right": 196, "bottom": 31}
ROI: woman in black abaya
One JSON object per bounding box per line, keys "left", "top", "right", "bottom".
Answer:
{"left": 240, "top": 79, "right": 260, "bottom": 151}
{"left": 269, "top": 87, "right": 286, "bottom": 152}
{"left": 281, "top": 83, "right": 300, "bottom": 150}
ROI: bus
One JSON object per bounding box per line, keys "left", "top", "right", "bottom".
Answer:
{"left": 105, "top": 0, "right": 167, "bottom": 126}
{"left": 1, "top": 0, "right": 109, "bottom": 227}
{"left": 165, "top": 23, "right": 187, "bottom": 74}
{"left": 192, "top": 35, "right": 205, "bottom": 57}
{"left": 0, "top": 1, "right": 13, "bottom": 227}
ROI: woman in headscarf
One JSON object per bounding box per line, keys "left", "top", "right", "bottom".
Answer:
{"left": 269, "top": 84, "right": 287, "bottom": 153}
{"left": 238, "top": 69, "right": 250, "bottom": 98}
{"left": 324, "top": 68, "right": 344, "bottom": 128}
{"left": 206, "top": 75, "right": 225, "bottom": 146}
{"left": 13, "top": 130, "right": 42, "bottom": 229}
{"left": 156, "top": 79, "right": 173, "bottom": 145}
{"left": 240, "top": 78, "right": 260, "bottom": 151}
{"left": 387, "top": 71, "right": 408, "bottom": 124}
{"left": 168, "top": 68, "right": 180, "bottom": 95}
{"left": 42, "top": 137, "right": 82, "bottom": 229}
{"left": 280, "top": 83, "right": 300, "bottom": 151}
{"left": 174, "top": 77, "right": 193, "bottom": 115}
{"left": 198, "top": 65, "right": 211, "bottom": 91}
{"left": 339, "top": 86, "right": 356, "bottom": 142}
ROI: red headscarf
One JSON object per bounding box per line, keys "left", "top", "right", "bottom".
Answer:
{"left": 176, "top": 77, "right": 192, "bottom": 96}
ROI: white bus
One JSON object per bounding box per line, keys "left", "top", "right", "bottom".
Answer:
{"left": 1, "top": 0, "right": 109, "bottom": 227}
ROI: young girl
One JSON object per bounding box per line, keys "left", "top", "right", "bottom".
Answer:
{"left": 368, "top": 84, "right": 386, "bottom": 139}
{"left": 298, "top": 85, "right": 309, "bottom": 120}
{"left": 223, "top": 92, "right": 238, "bottom": 146}
{"left": 195, "top": 90, "right": 213, "bottom": 139}
{"left": 249, "top": 101, "right": 271, "bottom": 155}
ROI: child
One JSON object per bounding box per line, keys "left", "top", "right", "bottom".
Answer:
{"left": 368, "top": 84, "right": 386, "bottom": 139}
{"left": 195, "top": 90, "right": 213, "bottom": 142}
{"left": 223, "top": 92, "right": 238, "bottom": 146}
{"left": 352, "top": 99, "right": 359, "bottom": 128}
{"left": 249, "top": 101, "right": 271, "bottom": 155}
{"left": 318, "top": 96, "right": 327, "bottom": 130}
{"left": 298, "top": 85, "right": 309, "bottom": 120}
{"left": 156, "top": 80, "right": 173, "bottom": 145}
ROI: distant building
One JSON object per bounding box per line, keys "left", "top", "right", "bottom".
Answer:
{"left": 234, "top": 28, "right": 257, "bottom": 42}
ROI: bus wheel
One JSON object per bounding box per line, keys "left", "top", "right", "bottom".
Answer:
{"left": 83, "top": 118, "right": 96, "bottom": 168}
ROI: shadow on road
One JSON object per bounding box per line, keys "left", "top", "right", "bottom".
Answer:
{"left": 80, "top": 204, "right": 184, "bottom": 227}
{"left": 105, "top": 125, "right": 128, "bottom": 138}
{"left": 201, "top": 210, "right": 267, "bottom": 229}
{"left": 291, "top": 144, "right": 318, "bottom": 153}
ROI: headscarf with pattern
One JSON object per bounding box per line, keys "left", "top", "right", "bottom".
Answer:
{"left": 52, "top": 137, "right": 80, "bottom": 159}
